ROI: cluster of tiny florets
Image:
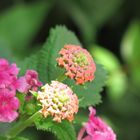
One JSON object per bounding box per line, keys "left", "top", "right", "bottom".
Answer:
{"left": 37, "top": 81, "right": 78, "bottom": 122}
{"left": 57, "top": 45, "right": 96, "bottom": 84}
{"left": 0, "top": 58, "right": 20, "bottom": 122}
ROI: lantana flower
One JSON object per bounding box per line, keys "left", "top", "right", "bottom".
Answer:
{"left": 78, "top": 107, "right": 116, "bottom": 140}
{"left": 0, "top": 89, "right": 20, "bottom": 122}
{"left": 37, "top": 81, "right": 79, "bottom": 122}
{"left": 0, "top": 58, "right": 20, "bottom": 123}
{"left": 0, "top": 58, "right": 20, "bottom": 94}
{"left": 18, "top": 70, "right": 42, "bottom": 94}
{"left": 56, "top": 45, "right": 96, "bottom": 84}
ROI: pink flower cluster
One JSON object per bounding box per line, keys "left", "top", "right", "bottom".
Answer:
{"left": 0, "top": 58, "right": 42, "bottom": 123}
{"left": 0, "top": 58, "right": 19, "bottom": 93}
{"left": 78, "top": 107, "right": 116, "bottom": 140}
{"left": 0, "top": 58, "right": 20, "bottom": 122}
{"left": 37, "top": 81, "right": 79, "bottom": 122}
{"left": 18, "top": 70, "right": 42, "bottom": 94}
{"left": 57, "top": 45, "right": 96, "bottom": 84}
{"left": 0, "top": 89, "right": 19, "bottom": 122}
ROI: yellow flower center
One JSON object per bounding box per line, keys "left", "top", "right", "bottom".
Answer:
{"left": 73, "top": 52, "right": 89, "bottom": 67}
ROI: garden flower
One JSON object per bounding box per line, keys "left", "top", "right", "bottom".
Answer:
{"left": 0, "top": 58, "right": 20, "bottom": 94}
{"left": 0, "top": 89, "right": 20, "bottom": 122}
{"left": 37, "top": 81, "right": 79, "bottom": 122}
{"left": 0, "top": 58, "right": 19, "bottom": 75}
{"left": 56, "top": 44, "right": 96, "bottom": 84}
{"left": 78, "top": 107, "right": 116, "bottom": 140}
{"left": 18, "top": 70, "right": 42, "bottom": 93}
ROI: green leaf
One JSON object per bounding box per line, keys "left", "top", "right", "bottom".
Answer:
{"left": 19, "top": 54, "right": 38, "bottom": 76}
{"left": 121, "top": 20, "right": 140, "bottom": 84}
{"left": 35, "top": 118, "right": 76, "bottom": 140}
{"left": 107, "top": 70, "right": 127, "bottom": 100}
{"left": 90, "top": 46, "right": 121, "bottom": 72}
{"left": 74, "top": 109, "right": 88, "bottom": 125}
{"left": 90, "top": 46, "right": 127, "bottom": 100}
{"left": 38, "top": 25, "right": 81, "bottom": 83}
{"left": 20, "top": 26, "right": 106, "bottom": 107}
{"left": 37, "top": 26, "right": 106, "bottom": 107}
{"left": 121, "top": 21, "right": 140, "bottom": 62}
{"left": 0, "top": 1, "right": 51, "bottom": 59}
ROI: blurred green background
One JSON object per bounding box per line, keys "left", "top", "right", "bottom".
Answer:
{"left": 0, "top": 0, "right": 140, "bottom": 140}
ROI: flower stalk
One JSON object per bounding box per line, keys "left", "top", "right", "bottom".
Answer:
{"left": 7, "top": 111, "right": 40, "bottom": 139}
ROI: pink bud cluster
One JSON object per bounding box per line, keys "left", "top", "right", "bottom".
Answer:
{"left": 57, "top": 45, "right": 96, "bottom": 84}
{"left": 0, "top": 58, "right": 20, "bottom": 122}
{"left": 37, "top": 81, "right": 78, "bottom": 122}
{"left": 18, "top": 70, "right": 42, "bottom": 94}
{"left": 78, "top": 107, "right": 116, "bottom": 140}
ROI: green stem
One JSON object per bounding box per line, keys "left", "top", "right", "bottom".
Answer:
{"left": 7, "top": 111, "right": 40, "bottom": 139}
{"left": 56, "top": 73, "right": 67, "bottom": 82}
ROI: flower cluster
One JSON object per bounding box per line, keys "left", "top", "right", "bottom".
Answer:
{"left": 0, "top": 43, "right": 116, "bottom": 140}
{"left": 37, "top": 81, "right": 79, "bottom": 122}
{"left": 78, "top": 107, "right": 116, "bottom": 140}
{"left": 57, "top": 45, "right": 96, "bottom": 84}
{"left": 0, "top": 89, "right": 19, "bottom": 122}
{"left": 0, "top": 58, "right": 20, "bottom": 122}
{"left": 0, "top": 59, "right": 42, "bottom": 122}
{"left": 0, "top": 58, "right": 19, "bottom": 93}
{"left": 18, "top": 70, "right": 42, "bottom": 94}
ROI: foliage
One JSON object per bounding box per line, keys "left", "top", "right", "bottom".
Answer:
{"left": 35, "top": 118, "right": 76, "bottom": 140}
{"left": 0, "top": 25, "right": 107, "bottom": 140}
{"left": 0, "top": 1, "right": 51, "bottom": 59}
{"left": 90, "top": 46, "right": 127, "bottom": 100}
{"left": 20, "top": 26, "right": 106, "bottom": 108}
{"left": 37, "top": 26, "right": 81, "bottom": 83}
{"left": 121, "top": 21, "right": 140, "bottom": 85}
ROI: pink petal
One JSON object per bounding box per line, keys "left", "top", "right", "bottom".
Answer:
{"left": 93, "top": 132, "right": 108, "bottom": 140}
{"left": 17, "top": 77, "right": 29, "bottom": 93}
{"left": 82, "top": 136, "right": 93, "bottom": 140}
{"left": 0, "top": 58, "right": 9, "bottom": 71}
{"left": 8, "top": 63, "right": 20, "bottom": 75}
{"left": 0, "top": 110, "right": 18, "bottom": 123}
{"left": 10, "top": 97, "right": 20, "bottom": 110}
